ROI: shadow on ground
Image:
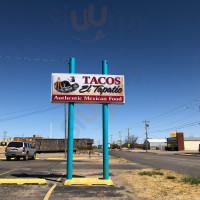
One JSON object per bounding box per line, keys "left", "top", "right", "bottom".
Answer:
{"left": 10, "top": 173, "right": 85, "bottom": 182}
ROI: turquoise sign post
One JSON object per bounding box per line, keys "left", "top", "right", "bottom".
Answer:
{"left": 102, "top": 60, "right": 109, "bottom": 180}
{"left": 67, "top": 57, "right": 75, "bottom": 179}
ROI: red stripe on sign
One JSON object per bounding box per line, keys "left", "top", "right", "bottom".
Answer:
{"left": 52, "top": 95, "right": 124, "bottom": 103}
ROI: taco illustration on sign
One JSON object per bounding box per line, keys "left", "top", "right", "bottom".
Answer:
{"left": 54, "top": 76, "right": 79, "bottom": 93}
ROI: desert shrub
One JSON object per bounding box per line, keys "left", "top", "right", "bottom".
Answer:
{"left": 139, "top": 170, "right": 164, "bottom": 176}
{"left": 181, "top": 176, "right": 200, "bottom": 185}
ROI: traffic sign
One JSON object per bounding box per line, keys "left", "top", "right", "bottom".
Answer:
{"left": 117, "top": 140, "right": 122, "bottom": 145}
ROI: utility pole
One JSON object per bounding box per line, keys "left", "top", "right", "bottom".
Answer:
{"left": 119, "top": 131, "right": 122, "bottom": 150}
{"left": 183, "top": 99, "right": 200, "bottom": 111}
{"left": 98, "top": 139, "right": 101, "bottom": 149}
{"left": 50, "top": 122, "right": 52, "bottom": 139}
{"left": 119, "top": 131, "right": 122, "bottom": 141}
{"left": 183, "top": 106, "right": 200, "bottom": 111}
{"left": 143, "top": 121, "right": 149, "bottom": 152}
{"left": 128, "top": 128, "right": 130, "bottom": 148}
{"left": 110, "top": 134, "right": 113, "bottom": 144}
{"left": 65, "top": 103, "right": 67, "bottom": 158}
{"left": 3, "top": 131, "right": 7, "bottom": 141}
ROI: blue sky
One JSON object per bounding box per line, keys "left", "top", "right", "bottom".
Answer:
{"left": 0, "top": 0, "right": 200, "bottom": 144}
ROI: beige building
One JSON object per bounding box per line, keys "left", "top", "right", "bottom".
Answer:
{"left": 184, "top": 137, "right": 200, "bottom": 151}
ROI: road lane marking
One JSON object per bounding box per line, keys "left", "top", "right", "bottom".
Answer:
{"left": 0, "top": 169, "right": 17, "bottom": 176}
{"left": 43, "top": 175, "right": 63, "bottom": 200}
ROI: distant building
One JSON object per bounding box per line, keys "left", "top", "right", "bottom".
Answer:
{"left": 146, "top": 139, "right": 167, "bottom": 150}
{"left": 184, "top": 137, "right": 200, "bottom": 151}
{"left": 167, "top": 132, "right": 184, "bottom": 151}
{"left": 134, "top": 143, "right": 144, "bottom": 149}
{"left": 33, "top": 134, "right": 41, "bottom": 138}
{"left": 167, "top": 133, "right": 200, "bottom": 151}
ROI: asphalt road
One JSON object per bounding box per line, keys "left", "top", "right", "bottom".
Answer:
{"left": 105, "top": 150, "right": 200, "bottom": 177}
{"left": 1, "top": 151, "right": 199, "bottom": 199}
{"left": 0, "top": 158, "right": 135, "bottom": 200}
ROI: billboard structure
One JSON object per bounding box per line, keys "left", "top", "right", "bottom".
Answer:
{"left": 52, "top": 58, "right": 125, "bottom": 185}
{"left": 52, "top": 73, "right": 125, "bottom": 104}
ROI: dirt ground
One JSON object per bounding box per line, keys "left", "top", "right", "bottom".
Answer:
{"left": 0, "top": 146, "right": 6, "bottom": 153}
{"left": 115, "top": 169, "right": 200, "bottom": 200}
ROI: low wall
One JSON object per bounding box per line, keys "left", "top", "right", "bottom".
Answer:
{"left": 13, "top": 137, "right": 94, "bottom": 153}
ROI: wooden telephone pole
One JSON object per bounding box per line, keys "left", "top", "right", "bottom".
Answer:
{"left": 65, "top": 103, "right": 67, "bottom": 158}
{"left": 143, "top": 121, "right": 150, "bottom": 152}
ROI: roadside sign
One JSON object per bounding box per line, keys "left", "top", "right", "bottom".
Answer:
{"left": 117, "top": 140, "right": 122, "bottom": 145}
{"left": 52, "top": 58, "right": 125, "bottom": 181}
{"left": 51, "top": 73, "right": 125, "bottom": 104}
{"left": 170, "top": 132, "right": 176, "bottom": 137}
{"left": 128, "top": 143, "right": 130, "bottom": 148}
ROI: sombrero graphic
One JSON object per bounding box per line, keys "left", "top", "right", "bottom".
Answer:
{"left": 54, "top": 76, "right": 79, "bottom": 93}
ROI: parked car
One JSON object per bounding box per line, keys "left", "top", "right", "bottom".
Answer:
{"left": 5, "top": 141, "right": 36, "bottom": 161}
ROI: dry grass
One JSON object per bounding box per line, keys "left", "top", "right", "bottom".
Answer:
{"left": 116, "top": 169, "right": 200, "bottom": 200}
{"left": 0, "top": 146, "right": 5, "bottom": 153}
{"left": 109, "top": 156, "right": 132, "bottom": 164}
{"left": 91, "top": 156, "right": 132, "bottom": 164}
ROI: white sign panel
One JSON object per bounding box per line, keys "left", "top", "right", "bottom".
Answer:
{"left": 51, "top": 73, "right": 125, "bottom": 104}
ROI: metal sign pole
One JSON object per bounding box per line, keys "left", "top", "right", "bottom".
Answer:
{"left": 102, "top": 60, "right": 109, "bottom": 180}
{"left": 65, "top": 103, "right": 67, "bottom": 158}
{"left": 67, "top": 57, "right": 75, "bottom": 179}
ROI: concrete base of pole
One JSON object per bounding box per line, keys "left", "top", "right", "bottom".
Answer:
{"left": 64, "top": 178, "right": 113, "bottom": 186}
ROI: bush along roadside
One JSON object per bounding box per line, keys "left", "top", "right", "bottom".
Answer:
{"left": 138, "top": 170, "right": 164, "bottom": 176}
{"left": 181, "top": 176, "right": 200, "bottom": 185}
{"left": 138, "top": 169, "right": 200, "bottom": 186}
{"left": 166, "top": 176, "right": 176, "bottom": 180}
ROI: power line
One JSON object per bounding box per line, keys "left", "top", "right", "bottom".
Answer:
{"left": 149, "top": 120, "right": 200, "bottom": 134}
{"left": 131, "top": 99, "right": 196, "bottom": 129}
{"left": 154, "top": 101, "right": 200, "bottom": 124}
{"left": 146, "top": 99, "right": 195, "bottom": 122}
{"left": 0, "top": 105, "right": 62, "bottom": 122}
{"left": 138, "top": 102, "right": 200, "bottom": 136}
{"left": 152, "top": 111, "right": 199, "bottom": 129}
{"left": 0, "top": 55, "right": 66, "bottom": 62}
{"left": 0, "top": 104, "right": 57, "bottom": 116}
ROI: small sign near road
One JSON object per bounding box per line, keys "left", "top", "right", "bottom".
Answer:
{"left": 170, "top": 132, "right": 176, "bottom": 137}
{"left": 117, "top": 140, "right": 122, "bottom": 145}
